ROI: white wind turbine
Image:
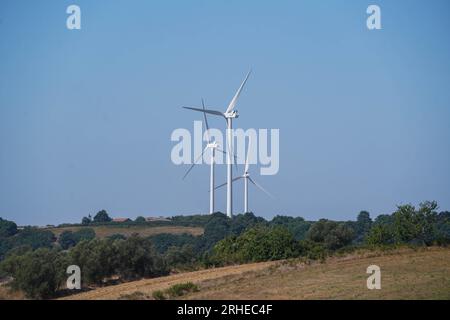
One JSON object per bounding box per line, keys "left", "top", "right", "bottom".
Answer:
{"left": 183, "top": 71, "right": 251, "bottom": 218}
{"left": 214, "top": 137, "right": 273, "bottom": 213}
{"left": 182, "top": 99, "right": 228, "bottom": 214}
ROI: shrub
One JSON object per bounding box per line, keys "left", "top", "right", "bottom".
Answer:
{"left": 152, "top": 290, "right": 166, "bottom": 300}
{"left": 166, "top": 282, "right": 199, "bottom": 298}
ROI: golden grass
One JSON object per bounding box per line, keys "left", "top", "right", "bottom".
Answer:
{"left": 185, "top": 247, "right": 450, "bottom": 300}
{"left": 63, "top": 247, "right": 450, "bottom": 300}
{"left": 0, "top": 284, "right": 25, "bottom": 300}
{"left": 49, "top": 225, "right": 204, "bottom": 238}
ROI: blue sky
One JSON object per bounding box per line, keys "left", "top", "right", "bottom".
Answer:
{"left": 1, "top": 0, "right": 449, "bottom": 225}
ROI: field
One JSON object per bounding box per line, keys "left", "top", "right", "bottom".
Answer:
{"left": 48, "top": 225, "right": 204, "bottom": 238}
{"left": 63, "top": 247, "right": 450, "bottom": 300}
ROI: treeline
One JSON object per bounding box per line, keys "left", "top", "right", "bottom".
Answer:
{"left": 211, "top": 201, "right": 450, "bottom": 265}
{"left": 0, "top": 201, "right": 449, "bottom": 299}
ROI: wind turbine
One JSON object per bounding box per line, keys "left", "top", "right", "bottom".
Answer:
{"left": 182, "top": 99, "right": 227, "bottom": 214}
{"left": 214, "top": 137, "right": 273, "bottom": 213}
{"left": 183, "top": 71, "right": 251, "bottom": 218}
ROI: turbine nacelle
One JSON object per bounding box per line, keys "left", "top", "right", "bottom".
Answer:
{"left": 207, "top": 141, "right": 219, "bottom": 149}
{"left": 224, "top": 110, "right": 239, "bottom": 119}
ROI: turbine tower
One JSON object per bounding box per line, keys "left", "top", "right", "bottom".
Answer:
{"left": 183, "top": 71, "right": 251, "bottom": 218}
{"left": 183, "top": 99, "right": 227, "bottom": 214}
{"left": 215, "top": 137, "right": 273, "bottom": 213}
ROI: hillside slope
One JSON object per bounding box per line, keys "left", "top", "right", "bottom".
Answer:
{"left": 48, "top": 225, "right": 203, "bottom": 238}
{"left": 63, "top": 247, "right": 450, "bottom": 300}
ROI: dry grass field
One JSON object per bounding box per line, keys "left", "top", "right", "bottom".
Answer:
{"left": 0, "top": 282, "right": 25, "bottom": 300}
{"left": 48, "top": 225, "right": 204, "bottom": 238}
{"left": 63, "top": 247, "right": 450, "bottom": 300}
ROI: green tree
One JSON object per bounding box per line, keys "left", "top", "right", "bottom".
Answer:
{"left": 81, "top": 216, "right": 91, "bottom": 225}
{"left": 58, "top": 228, "right": 96, "bottom": 250}
{"left": 0, "top": 248, "right": 66, "bottom": 299}
{"left": 135, "top": 216, "right": 146, "bottom": 224}
{"left": 114, "top": 235, "right": 167, "bottom": 280}
{"left": 0, "top": 218, "right": 18, "bottom": 238}
{"left": 93, "top": 210, "right": 112, "bottom": 223}
{"left": 365, "top": 224, "right": 395, "bottom": 246}
{"left": 212, "top": 226, "right": 299, "bottom": 264}
{"left": 307, "top": 219, "right": 355, "bottom": 250}
{"left": 270, "top": 215, "right": 312, "bottom": 240}
{"left": 69, "top": 239, "right": 117, "bottom": 284}
{"left": 164, "top": 245, "right": 196, "bottom": 268}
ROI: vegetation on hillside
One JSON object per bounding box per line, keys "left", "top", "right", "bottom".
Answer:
{"left": 0, "top": 201, "right": 449, "bottom": 299}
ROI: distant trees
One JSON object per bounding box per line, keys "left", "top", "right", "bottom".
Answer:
{"left": 93, "top": 210, "right": 112, "bottom": 223}
{"left": 306, "top": 219, "right": 355, "bottom": 250}
{"left": 365, "top": 201, "right": 443, "bottom": 246}
{"left": 1, "top": 201, "right": 450, "bottom": 299}
{"left": 135, "top": 216, "right": 146, "bottom": 224}
{"left": 0, "top": 218, "right": 18, "bottom": 238}
{"left": 270, "top": 215, "right": 312, "bottom": 240}
{"left": 148, "top": 233, "right": 198, "bottom": 253}
{"left": 81, "top": 216, "right": 91, "bottom": 225}
{"left": 164, "top": 245, "right": 196, "bottom": 269}
{"left": 0, "top": 226, "right": 56, "bottom": 261}
{"left": 58, "top": 228, "right": 96, "bottom": 250}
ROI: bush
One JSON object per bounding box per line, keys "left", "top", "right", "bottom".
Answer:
{"left": 107, "top": 233, "right": 127, "bottom": 241}
{"left": 298, "top": 240, "right": 328, "bottom": 261}
{"left": 152, "top": 290, "right": 166, "bottom": 300}
{"left": 307, "top": 220, "right": 355, "bottom": 250}
{"left": 166, "top": 282, "right": 199, "bottom": 298}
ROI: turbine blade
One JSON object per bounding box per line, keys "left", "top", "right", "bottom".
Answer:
{"left": 202, "top": 99, "right": 211, "bottom": 143}
{"left": 213, "top": 176, "right": 242, "bottom": 190}
{"left": 202, "top": 99, "right": 210, "bottom": 131}
{"left": 183, "top": 106, "right": 224, "bottom": 117}
{"left": 244, "top": 137, "right": 251, "bottom": 173}
{"left": 248, "top": 176, "right": 274, "bottom": 198}
{"left": 225, "top": 70, "right": 252, "bottom": 114}
{"left": 182, "top": 147, "right": 207, "bottom": 180}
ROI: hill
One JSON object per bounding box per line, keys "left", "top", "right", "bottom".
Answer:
{"left": 63, "top": 247, "right": 450, "bottom": 300}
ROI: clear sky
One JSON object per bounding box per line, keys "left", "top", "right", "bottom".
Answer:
{"left": 1, "top": 0, "right": 449, "bottom": 225}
